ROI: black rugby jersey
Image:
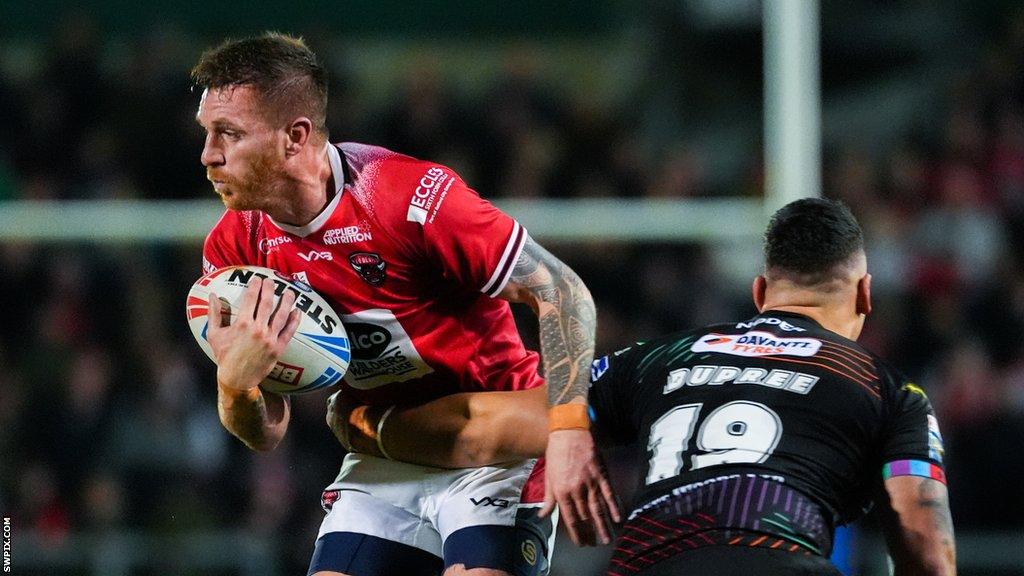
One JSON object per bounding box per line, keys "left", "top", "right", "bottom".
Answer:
{"left": 590, "top": 311, "right": 945, "bottom": 567}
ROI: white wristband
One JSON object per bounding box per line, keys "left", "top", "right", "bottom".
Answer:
{"left": 376, "top": 405, "right": 396, "bottom": 460}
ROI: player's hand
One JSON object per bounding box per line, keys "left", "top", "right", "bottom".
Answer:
{"left": 540, "top": 428, "right": 621, "bottom": 546}
{"left": 207, "top": 277, "right": 301, "bottom": 391}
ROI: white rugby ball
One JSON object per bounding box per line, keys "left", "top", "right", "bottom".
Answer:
{"left": 186, "top": 265, "right": 350, "bottom": 395}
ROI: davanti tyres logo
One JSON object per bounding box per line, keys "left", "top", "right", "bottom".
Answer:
{"left": 692, "top": 331, "right": 821, "bottom": 357}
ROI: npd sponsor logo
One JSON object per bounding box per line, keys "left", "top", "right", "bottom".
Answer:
{"left": 692, "top": 331, "right": 821, "bottom": 357}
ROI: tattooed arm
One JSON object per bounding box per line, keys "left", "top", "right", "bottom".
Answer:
{"left": 218, "top": 385, "right": 291, "bottom": 451}
{"left": 497, "top": 236, "right": 620, "bottom": 546}
{"left": 497, "top": 236, "right": 596, "bottom": 407}
{"left": 877, "top": 476, "right": 957, "bottom": 575}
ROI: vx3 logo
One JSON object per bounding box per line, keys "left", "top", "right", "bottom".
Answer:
{"left": 299, "top": 251, "right": 333, "bottom": 262}
{"left": 470, "top": 497, "right": 511, "bottom": 508}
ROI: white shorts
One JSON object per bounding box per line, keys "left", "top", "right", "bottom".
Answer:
{"left": 315, "top": 453, "right": 555, "bottom": 571}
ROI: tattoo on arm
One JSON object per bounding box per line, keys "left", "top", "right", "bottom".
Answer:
{"left": 916, "top": 478, "right": 956, "bottom": 548}
{"left": 217, "top": 389, "right": 287, "bottom": 449}
{"left": 507, "top": 237, "right": 597, "bottom": 406}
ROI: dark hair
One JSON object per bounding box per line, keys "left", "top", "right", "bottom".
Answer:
{"left": 764, "top": 198, "right": 864, "bottom": 282}
{"left": 191, "top": 32, "right": 328, "bottom": 135}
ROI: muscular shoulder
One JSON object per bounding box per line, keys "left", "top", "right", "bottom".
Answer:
{"left": 338, "top": 141, "right": 472, "bottom": 236}
{"left": 203, "top": 209, "right": 262, "bottom": 269}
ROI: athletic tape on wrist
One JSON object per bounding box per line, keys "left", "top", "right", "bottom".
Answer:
{"left": 548, "top": 403, "right": 590, "bottom": 432}
{"left": 376, "top": 405, "right": 397, "bottom": 460}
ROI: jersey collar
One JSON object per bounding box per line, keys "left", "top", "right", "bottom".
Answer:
{"left": 268, "top": 143, "right": 348, "bottom": 238}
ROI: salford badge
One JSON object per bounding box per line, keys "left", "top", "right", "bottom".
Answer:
{"left": 349, "top": 252, "right": 386, "bottom": 286}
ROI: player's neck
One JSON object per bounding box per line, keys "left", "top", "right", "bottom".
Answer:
{"left": 264, "top": 144, "right": 334, "bottom": 227}
{"left": 762, "top": 304, "right": 861, "bottom": 341}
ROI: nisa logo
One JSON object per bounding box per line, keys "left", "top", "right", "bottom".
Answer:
{"left": 692, "top": 331, "right": 821, "bottom": 357}
{"left": 258, "top": 235, "right": 292, "bottom": 254}
{"left": 298, "top": 250, "right": 333, "bottom": 262}
{"left": 470, "top": 496, "right": 511, "bottom": 508}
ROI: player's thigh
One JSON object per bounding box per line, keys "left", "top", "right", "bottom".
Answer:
{"left": 434, "top": 460, "right": 553, "bottom": 576}
{"left": 440, "top": 506, "right": 555, "bottom": 576}
{"left": 309, "top": 489, "right": 443, "bottom": 576}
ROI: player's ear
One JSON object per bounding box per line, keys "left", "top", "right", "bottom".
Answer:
{"left": 856, "top": 273, "right": 872, "bottom": 316}
{"left": 752, "top": 275, "right": 768, "bottom": 312}
{"left": 285, "top": 117, "right": 314, "bottom": 156}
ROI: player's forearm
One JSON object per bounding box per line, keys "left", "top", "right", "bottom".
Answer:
{"left": 217, "top": 383, "right": 289, "bottom": 451}
{"left": 883, "top": 477, "right": 957, "bottom": 576}
{"left": 337, "top": 391, "right": 546, "bottom": 468}
{"left": 499, "top": 238, "right": 597, "bottom": 407}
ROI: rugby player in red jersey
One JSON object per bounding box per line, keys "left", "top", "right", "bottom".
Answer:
{"left": 192, "top": 33, "right": 617, "bottom": 576}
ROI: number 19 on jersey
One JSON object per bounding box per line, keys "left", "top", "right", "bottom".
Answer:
{"left": 646, "top": 401, "right": 783, "bottom": 485}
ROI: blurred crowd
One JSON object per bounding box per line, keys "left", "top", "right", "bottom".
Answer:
{"left": 4, "top": 6, "right": 1024, "bottom": 575}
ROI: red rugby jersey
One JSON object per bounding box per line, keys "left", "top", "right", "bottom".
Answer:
{"left": 202, "top": 142, "right": 545, "bottom": 407}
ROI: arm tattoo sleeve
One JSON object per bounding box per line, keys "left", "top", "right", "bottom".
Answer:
{"left": 508, "top": 237, "right": 597, "bottom": 406}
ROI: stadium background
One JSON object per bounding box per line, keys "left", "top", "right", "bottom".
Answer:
{"left": 2, "top": 0, "right": 1024, "bottom": 573}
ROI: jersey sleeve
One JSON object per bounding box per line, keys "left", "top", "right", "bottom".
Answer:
{"left": 202, "top": 210, "right": 257, "bottom": 272}
{"left": 405, "top": 165, "right": 526, "bottom": 297}
{"left": 879, "top": 375, "right": 947, "bottom": 484}
{"left": 589, "top": 346, "right": 638, "bottom": 446}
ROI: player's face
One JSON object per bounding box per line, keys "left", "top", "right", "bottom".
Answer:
{"left": 196, "top": 85, "right": 287, "bottom": 211}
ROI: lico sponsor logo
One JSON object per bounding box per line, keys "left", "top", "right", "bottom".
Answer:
{"left": 736, "top": 317, "right": 805, "bottom": 332}
{"left": 298, "top": 250, "right": 333, "bottom": 262}
{"left": 691, "top": 331, "right": 821, "bottom": 357}
{"left": 323, "top": 225, "right": 373, "bottom": 245}
{"left": 339, "top": 309, "right": 434, "bottom": 389}
{"left": 258, "top": 235, "right": 292, "bottom": 254}
{"left": 664, "top": 364, "right": 819, "bottom": 395}
{"left": 406, "top": 166, "right": 454, "bottom": 224}
{"left": 202, "top": 257, "right": 216, "bottom": 274}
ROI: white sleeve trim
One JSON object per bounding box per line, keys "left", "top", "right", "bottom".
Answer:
{"left": 481, "top": 221, "right": 527, "bottom": 297}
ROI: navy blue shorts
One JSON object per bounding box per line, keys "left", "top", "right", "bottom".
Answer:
{"left": 308, "top": 507, "right": 554, "bottom": 576}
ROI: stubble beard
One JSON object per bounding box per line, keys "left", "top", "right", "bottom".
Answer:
{"left": 215, "top": 149, "right": 288, "bottom": 213}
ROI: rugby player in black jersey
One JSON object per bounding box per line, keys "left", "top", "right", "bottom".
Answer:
{"left": 332, "top": 198, "right": 955, "bottom": 575}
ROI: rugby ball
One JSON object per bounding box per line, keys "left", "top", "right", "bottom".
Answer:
{"left": 186, "top": 265, "right": 351, "bottom": 395}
